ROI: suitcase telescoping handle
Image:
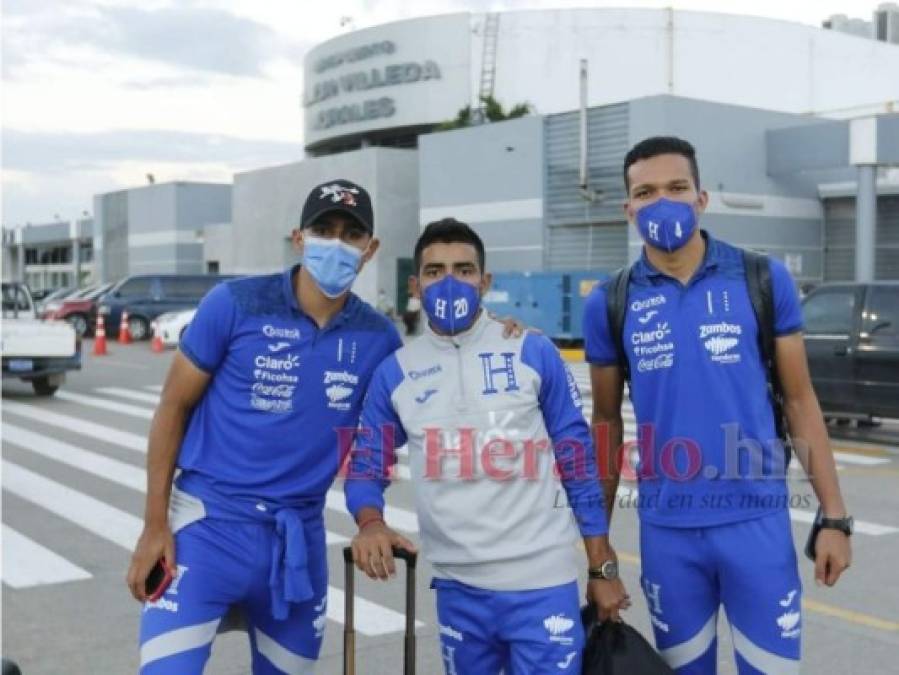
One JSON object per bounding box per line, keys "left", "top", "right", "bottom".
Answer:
{"left": 343, "top": 545, "right": 418, "bottom": 675}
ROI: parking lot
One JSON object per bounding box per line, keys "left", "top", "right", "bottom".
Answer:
{"left": 3, "top": 340, "right": 899, "bottom": 674}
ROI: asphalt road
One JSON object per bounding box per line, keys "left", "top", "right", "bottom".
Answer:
{"left": 2, "top": 340, "right": 898, "bottom": 674}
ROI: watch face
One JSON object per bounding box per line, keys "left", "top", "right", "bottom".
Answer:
{"left": 602, "top": 560, "right": 619, "bottom": 580}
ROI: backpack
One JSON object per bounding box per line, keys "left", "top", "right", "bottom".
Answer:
{"left": 603, "top": 249, "right": 790, "bottom": 467}
{"left": 581, "top": 604, "right": 674, "bottom": 674}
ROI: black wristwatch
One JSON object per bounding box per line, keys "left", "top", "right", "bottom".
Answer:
{"left": 588, "top": 560, "right": 619, "bottom": 581}
{"left": 819, "top": 512, "right": 854, "bottom": 537}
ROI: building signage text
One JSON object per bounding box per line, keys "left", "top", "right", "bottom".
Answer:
{"left": 306, "top": 40, "right": 443, "bottom": 131}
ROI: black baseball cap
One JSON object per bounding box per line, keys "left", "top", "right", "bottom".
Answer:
{"left": 300, "top": 179, "right": 373, "bottom": 235}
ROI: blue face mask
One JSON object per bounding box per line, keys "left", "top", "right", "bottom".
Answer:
{"left": 636, "top": 198, "right": 697, "bottom": 253}
{"left": 422, "top": 275, "right": 481, "bottom": 335}
{"left": 302, "top": 235, "right": 364, "bottom": 298}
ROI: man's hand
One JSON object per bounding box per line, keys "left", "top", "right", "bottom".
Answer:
{"left": 351, "top": 522, "right": 417, "bottom": 581}
{"left": 586, "top": 578, "right": 631, "bottom": 623}
{"left": 126, "top": 523, "right": 176, "bottom": 601}
{"left": 487, "top": 311, "right": 542, "bottom": 338}
{"left": 814, "top": 529, "right": 851, "bottom": 587}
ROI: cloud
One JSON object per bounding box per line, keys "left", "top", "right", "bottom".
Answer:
{"left": 1, "top": 127, "right": 305, "bottom": 224}
{"left": 95, "top": 6, "right": 280, "bottom": 76}
{"left": 2, "top": 2, "right": 306, "bottom": 79}
{"left": 119, "top": 75, "right": 215, "bottom": 90}
{"left": 2, "top": 128, "right": 303, "bottom": 173}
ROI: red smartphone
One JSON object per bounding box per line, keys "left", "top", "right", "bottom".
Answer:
{"left": 145, "top": 559, "right": 173, "bottom": 602}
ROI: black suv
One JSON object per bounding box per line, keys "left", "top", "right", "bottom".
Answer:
{"left": 802, "top": 282, "right": 899, "bottom": 422}
{"left": 97, "top": 274, "right": 231, "bottom": 340}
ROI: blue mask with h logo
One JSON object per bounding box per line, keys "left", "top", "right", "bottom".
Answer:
{"left": 422, "top": 275, "right": 480, "bottom": 335}
{"left": 636, "top": 198, "right": 697, "bottom": 253}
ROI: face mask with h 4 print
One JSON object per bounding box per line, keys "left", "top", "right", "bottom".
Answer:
{"left": 636, "top": 198, "right": 697, "bottom": 253}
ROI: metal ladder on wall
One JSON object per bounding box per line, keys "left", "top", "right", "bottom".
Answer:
{"left": 476, "top": 12, "right": 501, "bottom": 121}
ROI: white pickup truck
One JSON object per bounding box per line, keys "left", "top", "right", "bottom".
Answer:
{"left": 2, "top": 282, "right": 81, "bottom": 396}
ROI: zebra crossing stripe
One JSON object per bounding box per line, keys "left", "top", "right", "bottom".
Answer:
{"left": 55, "top": 390, "right": 154, "bottom": 420}
{"left": 3, "top": 423, "right": 145, "bottom": 490}
{"left": 1, "top": 464, "right": 393, "bottom": 634}
{"left": 2, "top": 400, "right": 147, "bottom": 452}
{"left": 3, "top": 460, "right": 143, "bottom": 550}
{"left": 832, "top": 451, "right": 889, "bottom": 466}
{"left": 2, "top": 524, "right": 92, "bottom": 588}
{"left": 2, "top": 425, "right": 351, "bottom": 545}
{"left": 327, "top": 586, "right": 423, "bottom": 636}
{"left": 789, "top": 509, "right": 898, "bottom": 536}
{"left": 95, "top": 387, "right": 161, "bottom": 405}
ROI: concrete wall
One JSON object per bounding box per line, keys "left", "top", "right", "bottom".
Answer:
{"left": 419, "top": 115, "right": 544, "bottom": 272}
{"left": 230, "top": 147, "right": 419, "bottom": 307}
{"left": 127, "top": 183, "right": 230, "bottom": 275}
{"left": 202, "top": 222, "right": 234, "bottom": 273}
{"left": 94, "top": 182, "right": 230, "bottom": 280}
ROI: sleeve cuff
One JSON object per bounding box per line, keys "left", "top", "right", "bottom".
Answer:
{"left": 775, "top": 324, "right": 803, "bottom": 337}
{"left": 576, "top": 518, "right": 609, "bottom": 538}
{"left": 178, "top": 341, "right": 215, "bottom": 374}
{"left": 345, "top": 486, "right": 386, "bottom": 521}
{"left": 586, "top": 356, "right": 620, "bottom": 367}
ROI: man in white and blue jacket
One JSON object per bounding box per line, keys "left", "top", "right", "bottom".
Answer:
{"left": 345, "top": 219, "right": 630, "bottom": 675}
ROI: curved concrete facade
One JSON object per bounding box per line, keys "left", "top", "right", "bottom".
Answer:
{"left": 303, "top": 8, "right": 899, "bottom": 153}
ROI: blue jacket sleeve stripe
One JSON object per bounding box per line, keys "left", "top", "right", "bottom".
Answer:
{"left": 521, "top": 334, "right": 609, "bottom": 537}
{"left": 344, "top": 353, "right": 408, "bottom": 520}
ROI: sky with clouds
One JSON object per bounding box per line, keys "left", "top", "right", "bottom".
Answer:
{"left": 1, "top": 0, "right": 886, "bottom": 226}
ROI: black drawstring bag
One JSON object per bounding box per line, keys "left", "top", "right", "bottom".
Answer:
{"left": 581, "top": 605, "right": 674, "bottom": 675}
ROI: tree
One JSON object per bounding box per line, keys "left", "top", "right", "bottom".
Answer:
{"left": 436, "top": 96, "right": 531, "bottom": 130}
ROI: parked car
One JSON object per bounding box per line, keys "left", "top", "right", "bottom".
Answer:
{"left": 802, "top": 281, "right": 899, "bottom": 422}
{"left": 97, "top": 274, "right": 231, "bottom": 340}
{"left": 2, "top": 282, "right": 81, "bottom": 396}
{"left": 35, "top": 285, "right": 78, "bottom": 317}
{"left": 153, "top": 308, "right": 197, "bottom": 347}
{"left": 44, "top": 283, "right": 113, "bottom": 337}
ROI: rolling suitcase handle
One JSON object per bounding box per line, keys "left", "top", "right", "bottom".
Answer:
{"left": 343, "top": 545, "right": 418, "bottom": 675}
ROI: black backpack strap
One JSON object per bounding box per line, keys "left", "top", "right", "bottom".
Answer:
{"left": 604, "top": 264, "right": 633, "bottom": 383}
{"left": 743, "top": 249, "right": 791, "bottom": 468}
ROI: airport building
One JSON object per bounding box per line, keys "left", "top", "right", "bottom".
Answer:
{"left": 285, "top": 7, "right": 899, "bottom": 305}
{"left": 1, "top": 218, "right": 94, "bottom": 292}
{"left": 3, "top": 7, "right": 899, "bottom": 309}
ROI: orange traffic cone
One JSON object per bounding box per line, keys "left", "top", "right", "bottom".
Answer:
{"left": 119, "top": 310, "right": 132, "bottom": 344}
{"left": 93, "top": 314, "right": 108, "bottom": 355}
{"left": 151, "top": 324, "right": 164, "bottom": 353}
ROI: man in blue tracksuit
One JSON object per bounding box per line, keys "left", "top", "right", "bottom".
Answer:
{"left": 344, "top": 219, "right": 631, "bottom": 675}
{"left": 584, "top": 136, "right": 853, "bottom": 674}
{"left": 126, "top": 180, "right": 403, "bottom": 673}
